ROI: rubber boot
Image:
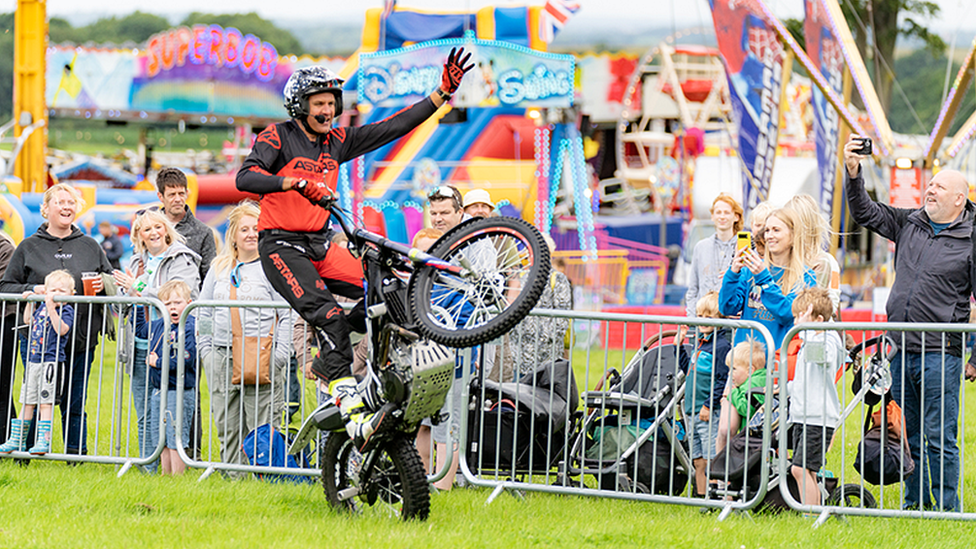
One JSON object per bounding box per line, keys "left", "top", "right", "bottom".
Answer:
{"left": 329, "top": 377, "right": 395, "bottom": 450}
{"left": 28, "top": 420, "right": 52, "bottom": 455}
{"left": 0, "top": 419, "right": 31, "bottom": 454}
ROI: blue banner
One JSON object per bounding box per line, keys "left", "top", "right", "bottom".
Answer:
{"left": 710, "top": 0, "right": 787, "bottom": 209}
{"left": 804, "top": 0, "right": 844, "bottom": 216}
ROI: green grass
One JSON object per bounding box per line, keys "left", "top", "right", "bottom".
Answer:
{"left": 4, "top": 343, "right": 976, "bottom": 546}
{"left": 0, "top": 460, "right": 974, "bottom": 548}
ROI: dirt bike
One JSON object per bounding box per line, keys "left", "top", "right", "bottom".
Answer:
{"left": 289, "top": 197, "right": 550, "bottom": 521}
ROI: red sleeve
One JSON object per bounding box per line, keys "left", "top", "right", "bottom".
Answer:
{"left": 237, "top": 124, "right": 286, "bottom": 194}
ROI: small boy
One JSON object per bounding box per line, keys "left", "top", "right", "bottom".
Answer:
{"left": 788, "top": 287, "right": 843, "bottom": 506}
{"left": 0, "top": 270, "right": 75, "bottom": 455}
{"left": 715, "top": 339, "right": 767, "bottom": 452}
{"left": 678, "top": 291, "right": 731, "bottom": 496}
{"left": 137, "top": 280, "right": 196, "bottom": 475}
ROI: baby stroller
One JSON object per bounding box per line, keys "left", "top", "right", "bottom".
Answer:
{"left": 708, "top": 335, "right": 896, "bottom": 513}
{"left": 560, "top": 330, "right": 692, "bottom": 494}
{"left": 466, "top": 358, "right": 580, "bottom": 478}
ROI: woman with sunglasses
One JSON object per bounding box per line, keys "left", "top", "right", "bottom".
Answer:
{"left": 196, "top": 201, "right": 293, "bottom": 467}
{"left": 113, "top": 210, "right": 200, "bottom": 469}
{"left": 0, "top": 183, "right": 113, "bottom": 457}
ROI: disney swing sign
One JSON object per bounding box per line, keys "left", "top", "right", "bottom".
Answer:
{"left": 358, "top": 38, "right": 574, "bottom": 109}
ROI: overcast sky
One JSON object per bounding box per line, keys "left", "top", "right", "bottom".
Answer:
{"left": 1, "top": 0, "right": 972, "bottom": 33}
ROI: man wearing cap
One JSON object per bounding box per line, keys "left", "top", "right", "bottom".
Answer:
{"left": 463, "top": 189, "right": 495, "bottom": 218}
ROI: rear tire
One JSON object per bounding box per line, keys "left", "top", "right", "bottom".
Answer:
{"left": 409, "top": 216, "right": 549, "bottom": 347}
{"left": 321, "top": 434, "right": 431, "bottom": 520}
{"left": 826, "top": 483, "right": 877, "bottom": 509}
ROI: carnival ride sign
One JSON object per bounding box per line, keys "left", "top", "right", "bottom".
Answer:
{"left": 47, "top": 25, "right": 342, "bottom": 123}
{"left": 357, "top": 38, "right": 574, "bottom": 109}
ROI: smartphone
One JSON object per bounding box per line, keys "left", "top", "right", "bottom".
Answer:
{"left": 736, "top": 231, "right": 752, "bottom": 252}
{"left": 853, "top": 137, "right": 872, "bottom": 156}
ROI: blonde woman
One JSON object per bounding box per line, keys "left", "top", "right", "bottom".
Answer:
{"left": 0, "top": 183, "right": 113, "bottom": 456}
{"left": 114, "top": 209, "right": 200, "bottom": 467}
{"left": 785, "top": 195, "right": 841, "bottom": 315}
{"left": 719, "top": 207, "right": 816, "bottom": 350}
{"left": 196, "top": 201, "right": 293, "bottom": 467}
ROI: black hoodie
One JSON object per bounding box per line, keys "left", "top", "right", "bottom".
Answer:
{"left": 0, "top": 224, "right": 113, "bottom": 351}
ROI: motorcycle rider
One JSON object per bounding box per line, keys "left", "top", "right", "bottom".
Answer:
{"left": 237, "top": 48, "right": 474, "bottom": 449}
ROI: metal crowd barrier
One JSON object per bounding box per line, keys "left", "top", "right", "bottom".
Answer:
{"left": 174, "top": 300, "right": 461, "bottom": 485}
{"left": 175, "top": 300, "right": 320, "bottom": 480}
{"left": 0, "top": 293, "right": 170, "bottom": 472}
{"left": 457, "top": 308, "right": 777, "bottom": 517}
{"left": 14, "top": 291, "right": 976, "bottom": 526}
{"left": 777, "top": 321, "right": 976, "bottom": 525}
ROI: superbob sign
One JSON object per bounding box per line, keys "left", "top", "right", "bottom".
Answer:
{"left": 145, "top": 24, "right": 278, "bottom": 82}
{"left": 358, "top": 38, "right": 574, "bottom": 109}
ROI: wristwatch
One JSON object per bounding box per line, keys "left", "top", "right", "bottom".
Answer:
{"left": 436, "top": 88, "right": 452, "bottom": 102}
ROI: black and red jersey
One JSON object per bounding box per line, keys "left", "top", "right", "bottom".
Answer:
{"left": 237, "top": 97, "right": 439, "bottom": 233}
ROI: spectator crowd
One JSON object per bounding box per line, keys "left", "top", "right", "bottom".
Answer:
{"left": 0, "top": 132, "right": 971, "bottom": 515}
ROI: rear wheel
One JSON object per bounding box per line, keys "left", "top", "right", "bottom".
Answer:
{"left": 321, "top": 434, "right": 431, "bottom": 520}
{"left": 826, "top": 483, "right": 877, "bottom": 509}
{"left": 409, "top": 216, "right": 549, "bottom": 347}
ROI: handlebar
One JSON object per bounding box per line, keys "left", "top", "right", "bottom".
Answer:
{"left": 324, "top": 199, "right": 468, "bottom": 277}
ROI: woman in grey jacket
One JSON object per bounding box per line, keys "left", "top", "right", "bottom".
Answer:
{"left": 113, "top": 210, "right": 200, "bottom": 467}
{"left": 196, "top": 202, "right": 293, "bottom": 467}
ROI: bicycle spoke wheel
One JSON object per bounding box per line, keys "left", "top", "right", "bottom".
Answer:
{"left": 409, "top": 216, "right": 549, "bottom": 347}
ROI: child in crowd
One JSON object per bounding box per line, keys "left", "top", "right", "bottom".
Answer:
{"left": 678, "top": 291, "right": 731, "bottom": 496}
{"left": 715, "top": 339, "right": 767, "bottom": 453}
{"left": 0, "top": 270, "right": 75, "bottom": 455}
{"left": 138, "top": 280, "right": 196, "bottom": 475}
{"left": 788, "top": 287, "right": 844, "bottom": 506}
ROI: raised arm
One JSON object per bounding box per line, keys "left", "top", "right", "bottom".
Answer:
{"left": 844, "top": 136, "right": 910, "bottom": 241}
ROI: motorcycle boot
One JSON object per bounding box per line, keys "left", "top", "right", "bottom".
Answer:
{"left": 328, "top": 377, "right": 395, "bottom": 450}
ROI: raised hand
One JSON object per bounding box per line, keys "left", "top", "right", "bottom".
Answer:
{"left": 441, "top": 47, "right": 474, "bottom": 95}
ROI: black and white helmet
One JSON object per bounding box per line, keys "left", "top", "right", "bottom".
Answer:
{"left": 283, "top": 66, "right": 345, "bottom": 119}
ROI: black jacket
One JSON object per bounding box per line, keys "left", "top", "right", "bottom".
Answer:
{"left": 846, "top": 169, "right": 976, "bottom": 359}
{"left": 0, "top": 224, "right": 113, "bottom": 350}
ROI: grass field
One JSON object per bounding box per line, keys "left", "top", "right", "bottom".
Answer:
{"left": 4, "top": 342, "right": 976, "bottom": 547}
{"left": 1, "top": 457, "right": 975, "bottom": 548}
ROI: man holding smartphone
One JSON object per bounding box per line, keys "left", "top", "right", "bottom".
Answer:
{"left": 844, "top": 134, "right": 976, "bottom": 512}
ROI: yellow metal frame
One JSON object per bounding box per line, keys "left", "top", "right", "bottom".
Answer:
{"left": 819, "top": 0, "right": 894, "bottom": 156}
{"left": 13, "top": 0, "right": 48, "bottom": 193}
{"left": 926, "top": 37, "right": 976, "bottom": 168}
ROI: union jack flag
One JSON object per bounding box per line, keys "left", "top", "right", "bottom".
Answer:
{"left": 382, "top": 0, "right": 397, "bottom": 19}
{"left": 539, "top": 0, "right": 581, "bottom": 43}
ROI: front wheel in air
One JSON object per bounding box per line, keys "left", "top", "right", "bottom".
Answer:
{"left": 409, "top": 216, "right": 550, "bottom": 348}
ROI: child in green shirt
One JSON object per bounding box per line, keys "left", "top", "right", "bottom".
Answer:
{"left": 716, "top": 339, "right": 767, "bottom": 452}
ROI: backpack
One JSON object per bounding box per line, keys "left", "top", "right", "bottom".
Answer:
{"left": 853, "top": 398, "right": 915, "bottom": 486}
{"left": 241, "top": 424, "right": 313, "bottom": 484}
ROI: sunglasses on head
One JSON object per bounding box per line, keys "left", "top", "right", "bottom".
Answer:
{"left": 427, "top": 186, "right": 461, "bottom": 207}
